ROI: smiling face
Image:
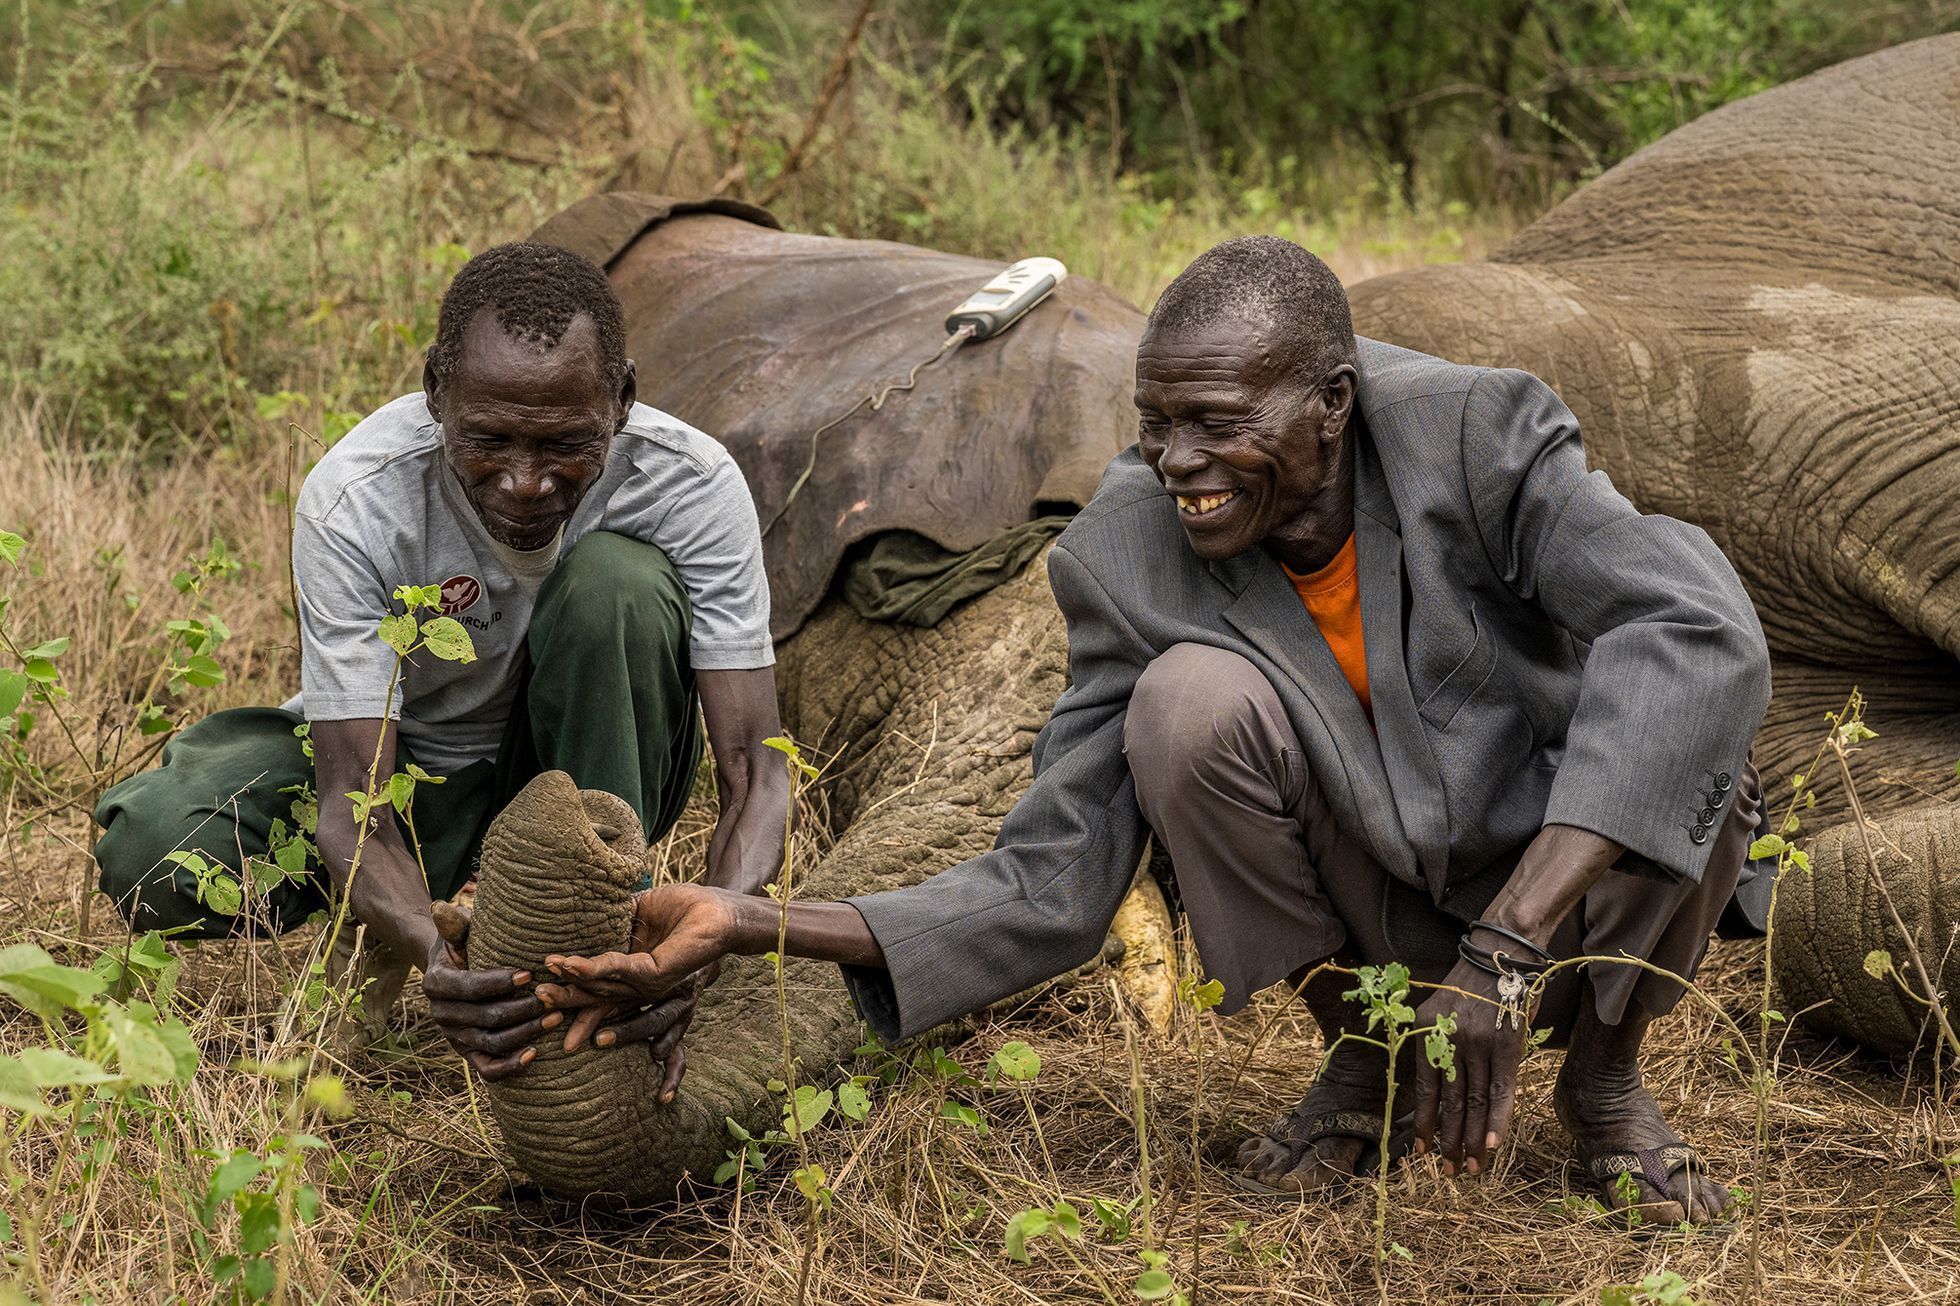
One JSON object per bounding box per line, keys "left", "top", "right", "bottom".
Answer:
{"left": 426, "top": 308, "right": 636, "bottom": 551}
{"left": 1133, "top": 315, "right": 1357, "bottom": 569}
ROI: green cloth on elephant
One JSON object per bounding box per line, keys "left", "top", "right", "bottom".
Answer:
{"left": 93, "top": 532, "right": 703, "bottom": 939}
{"left": 842, "top": 517, "right": 1073, "bottom": 627}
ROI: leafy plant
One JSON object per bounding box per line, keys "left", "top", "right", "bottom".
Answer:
{"left": 762, "top": 732, "right": 827, "bottom": 1306}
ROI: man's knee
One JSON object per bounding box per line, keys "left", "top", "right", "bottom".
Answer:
{"left": 1125, "top": 643, "right": 1294, "bottom": 802}
{"left": 94, "top": 800, "right": 220, "bottom": 936}
{"left": 537, "top": 532, "right": 691, "bottom": 651}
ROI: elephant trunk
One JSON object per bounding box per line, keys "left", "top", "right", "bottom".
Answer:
{"left": 463, "top": 771, "right": 670, "bottom": 1200}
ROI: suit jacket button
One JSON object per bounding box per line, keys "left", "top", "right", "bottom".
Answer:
{"left": 1715, "top": 772, "right": 1733, "bottom": 790}
{"left": 1690, "top": 825, "right": 1710, "bottom": 845}
{"left": 1699, "top": 807, "right": 1716, "bottom": 823}
{"left": 1706, "top": 789, "right": 1725, "bottom": 807}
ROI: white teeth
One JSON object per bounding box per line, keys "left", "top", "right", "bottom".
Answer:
{"left": 1177, "top": 491, "right": 1238, "bottom": 516}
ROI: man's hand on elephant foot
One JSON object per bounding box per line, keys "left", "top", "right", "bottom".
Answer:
{"left": 536, "top": 963, "right": 713, "bottom": 1102}
{"left": 422, "top": 899, "right": 554, "bottom": 1080}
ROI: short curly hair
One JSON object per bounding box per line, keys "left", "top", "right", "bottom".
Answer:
{"left": 1147, "top": 236, "right": 1356, "bottom": 378}
{"left": 430, "top": 242, "right": 627, "bottom": 389}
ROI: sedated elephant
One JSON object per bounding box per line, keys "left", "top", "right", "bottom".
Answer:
{"left": 465, "top": 34, "right": 1960, "bottom": 1203}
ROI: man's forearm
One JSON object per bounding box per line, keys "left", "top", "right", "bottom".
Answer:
{"left": 723, "top": 895, "right": 886, "bottom": 970}
{"left": 1480, "top": 823, "right": 1626, "bottom": 949}
{"left": 702, "top": 765, "right": 792, "bottom": 897}
{"left": 317, "top": 819, "right": 440, "bottom": 960}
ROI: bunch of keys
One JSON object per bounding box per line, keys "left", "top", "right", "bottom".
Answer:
{"left": 1496, "top": 968, "right": 1529, "bottom": 1031}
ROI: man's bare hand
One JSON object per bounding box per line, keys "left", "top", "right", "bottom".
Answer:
{"left": 423, "top": 900, "right": 558, "bottom": 1082}
{"left": 538, "top": 883, "right": 744, "bottom": 1103}
{"left": 1411, "top": 959, "right": 1531, "bottom": 1175}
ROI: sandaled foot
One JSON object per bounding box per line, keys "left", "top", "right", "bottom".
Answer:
{"left": 1234, "top": 1040, "right": 1413, "bottom": 1195}
{"left": 1556, "top": 1056, "right": 1734, "bottom": 1228}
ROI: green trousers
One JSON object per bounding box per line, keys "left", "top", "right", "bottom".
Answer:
{"left": 94, "top": 532, "right": 704, "bottom": 940}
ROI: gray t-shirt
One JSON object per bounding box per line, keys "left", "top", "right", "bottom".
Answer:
{"left": 291, "top": 393, "right": 772, "bottom": 774}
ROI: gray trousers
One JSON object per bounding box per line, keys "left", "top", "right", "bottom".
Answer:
{"left": 1122, "top": 643, "right": 1759, "bottom": 1029}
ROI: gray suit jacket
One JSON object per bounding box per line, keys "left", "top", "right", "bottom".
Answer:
{"left": 844, "top": 339, "right": 1771, "bottom": 1040}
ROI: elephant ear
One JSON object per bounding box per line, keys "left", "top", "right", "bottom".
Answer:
{"left": 531, "top": 193, "right": 1146, "bottom": 640}
{"left": 464, "top": 770, "right": 647, "bottom": 975}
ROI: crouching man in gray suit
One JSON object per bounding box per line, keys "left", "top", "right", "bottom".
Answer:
{"left": 540, "top": 237, "right": 1771, "bottom": 1227}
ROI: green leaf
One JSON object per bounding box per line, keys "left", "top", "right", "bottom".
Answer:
{"left": 0, "top": 530, "right": 24, "bottom": 566}
{"left": 1133, "top": 1269, "right": 1177, "bottom": 1300}
{"left": 207, "top": 1152, "right": 264, "bottom": 1210}
{"left": 763, "top": 734, "right": 820, "bottom": 780}
{"left": 792, "top": 1163, "right": 827, "bottom": 1202}
{"left": 305, "top": 1074, "right": 351, "bottom": 1117}
{"left": 989, "top": 1040, "right": 1041, "bottom": 1083}
{"left": 16, "top": 1048, "right": 116, "bottom": 1088}
{"left": 393, "top": 583, "right": 441, "bottom": 611}
{"left": 713, "top": 1159, "right": 741, "bottom": 1184}
{"left": 939, "top": 1100, "right": 984, "bottom": 1131}
{"left": 386, "top": 771, "right": 416, "bottom": 813}
{"left": 1090, "top": 1197, "right": 1133, "bottom": 1241}
{"left": 1748, "top": 834, "right": 1789, "bottom": 861}
{"left": 1836, "top": 719, "right": 1878, "bottom": 747}
{"left": 272, "top": 836, "right": 310, "bottom": 878}
{"left": 376, "top": 613, "right": 418, "bottom": 655}
{"left": 0, "top": 670, "right": 27, "bottom": 720}
{"left": 157, "top": 1019, "right": 199, "bottom": 1080}
{"left": 0, "top": 945, "right": 104, "bottom": 1018}
{"left": 1003, "top": 1208, "right": 1050, "bottom": 1262}
{"left": 1788, "top": 848, "right": 1812, "bottom": 874}
{"left": 101, "top": 1006, "right": 181, "bottom": 1085}
{"left": 178, "top": 654, "right": 225, "bottom": 688}
{"left": 1864, "top": 949, "right": 1895, "bottom": 981}
{"left": 1049, "top": 1199, "right": 1081, "bottom": 1240}
{"left": 200, "top": 874, "right": 242, "bottom": 916}
{"left": 240, "top": 1253, "right": 276, "bottom": 1299}
{"left": 236, "top": 1191, "right": 282, "bottom": 1254}
{"left": 21, "top": 658, "right": 57, "bottom": 686}
{"left": 17, "top": 637, "right": 68, "bottom": 661}
{"left": 417, "top": 616, "right": 476, "bottom": 663}
{"left": 837, "top": 1080, "right": 871, "bottom": 1121}
{"left": 783, "top": 1085, "right": 832, "bottom": 1134}
{"left": 0, "top": 1057, "right": 51, "bottom": 1114}
{"left": 1189, "top": 977, "right": 1225, "bottom": 1011}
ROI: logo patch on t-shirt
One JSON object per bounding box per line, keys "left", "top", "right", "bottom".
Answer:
{"left": 439, "top": 575, "right": 482, "bottom": 615}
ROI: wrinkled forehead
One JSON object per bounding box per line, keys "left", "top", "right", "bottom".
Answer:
{"left": 449, "top": 307, "right": 608, "bottom": 396}
{"left": 1134, "top": 314, "right": 1294, "bottom": 408}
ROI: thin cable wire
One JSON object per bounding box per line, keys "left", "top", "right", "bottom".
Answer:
{"left": 761, "top": 323, "right": 977, "bottom": 537}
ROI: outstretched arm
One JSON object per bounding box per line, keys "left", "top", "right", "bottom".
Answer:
{"left": 544, "top": 885, "right": 884, "bottom": 1005}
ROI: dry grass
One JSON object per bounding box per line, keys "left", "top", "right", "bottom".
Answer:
{"left": 4, "top": 398, "right": 1960, "bottom": 1304}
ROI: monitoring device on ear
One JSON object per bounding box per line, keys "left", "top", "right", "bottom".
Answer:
{"left": 944, "top": 257, "right": 1068, "bottom": 339}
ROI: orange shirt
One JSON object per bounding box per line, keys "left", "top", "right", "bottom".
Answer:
{"left": 1282, "top": 535, "right": 1372, "bottom": 724}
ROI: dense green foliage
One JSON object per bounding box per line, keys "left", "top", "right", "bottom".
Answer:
{"left": 922, "top": 0, "right": 1960, "bottom": 203}
{"left": 2, "top": 0, "right": 1954, "bottom": 445}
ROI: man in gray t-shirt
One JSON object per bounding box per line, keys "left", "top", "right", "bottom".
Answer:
{"left": 96, "top": 243, "right": 790, "bottom": 1097}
